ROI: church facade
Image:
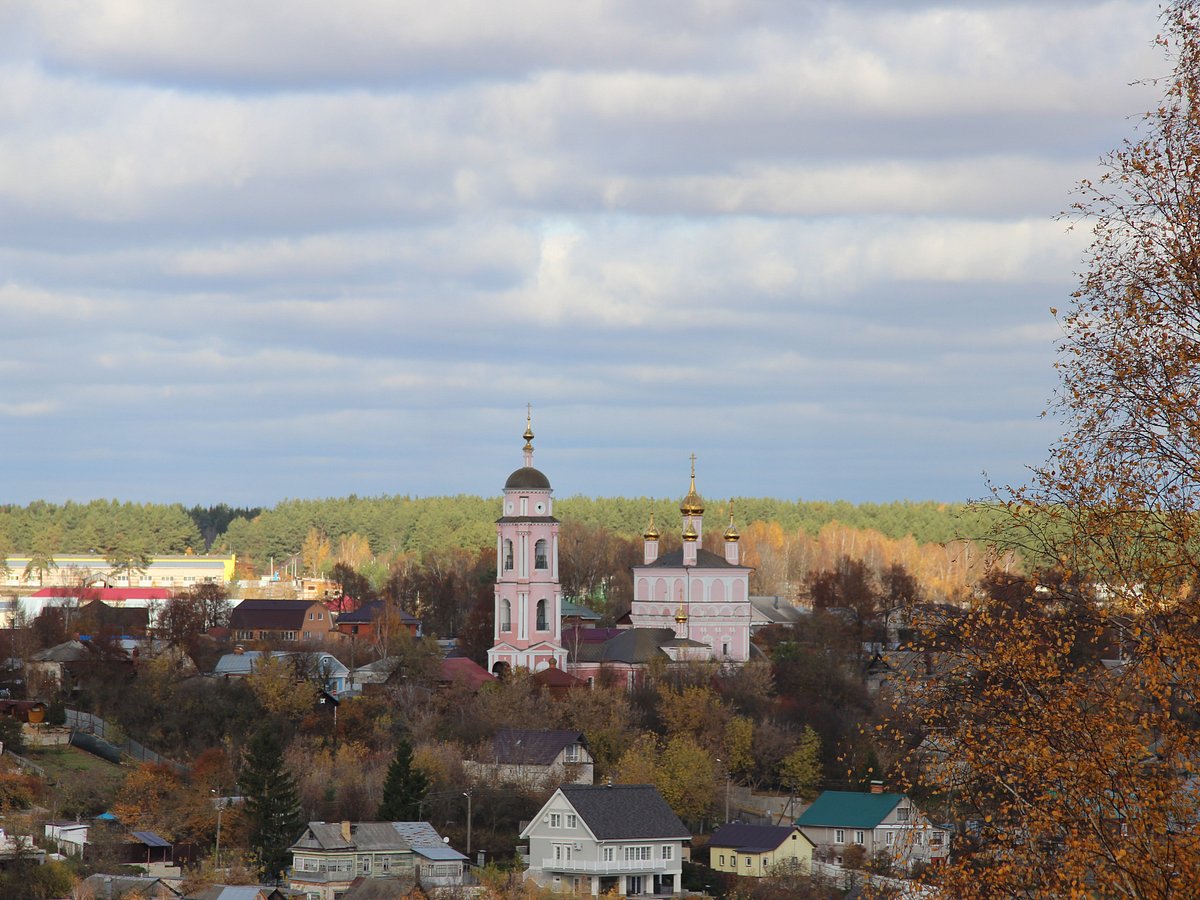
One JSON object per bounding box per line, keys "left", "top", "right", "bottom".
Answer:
{"left": 486, "top": 415, "right": 569, "bottom": 676}
{"left": 487, "top": 419, "right": 753, "bottom": 677}
{"left": 628, "top": 464, "right": 753, "bottom": 663}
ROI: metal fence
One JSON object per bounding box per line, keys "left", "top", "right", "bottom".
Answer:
{"left": 64, "top": 708, "right": 187, "bottom": 773}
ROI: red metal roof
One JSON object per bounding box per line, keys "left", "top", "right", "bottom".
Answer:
{"left": 31, "top": 587, "right": 172, "bottom": 601}
{"left": 439, "top": 657, "right": 496, "bottom": 689}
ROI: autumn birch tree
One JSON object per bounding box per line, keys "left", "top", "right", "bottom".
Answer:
{"left": 896, "top": 4, "right": 1200, "bottom": 895}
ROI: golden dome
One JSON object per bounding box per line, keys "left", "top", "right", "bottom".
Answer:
{"left": 683, "top": 520, "right": 698, "bottom": 542}
{"left": 522, "top": 405, "right": 534, "bottom": 451}
{"left": 679, "top": 454, "right": 704, "bottom": 516}
{"left": 724, "top": 501, "right": 740, "bottom": 542}
{"left": 643, "top": 513, "right": 660, "bottom": 541}
{"left": 674, "top": 604, "right": 688, "bottom": 625}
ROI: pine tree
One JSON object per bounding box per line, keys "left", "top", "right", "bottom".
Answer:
{"left": 376, "top": 739, "right": 429, "bottom": 821}
{"left": 240, "top": 728, "right": 303, "bottom": 882}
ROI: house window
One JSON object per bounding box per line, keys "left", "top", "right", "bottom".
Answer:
{"left": 504, "top": 540, "right": 514, "bottom": 571}
{"left": 500, "top": 600, "right": 512, "bottom": 632}
{"left": 282, "top": 631, "right": 297, "bottom": 641}
{"left": 534, "top": 540, "right": 548, "bottom": 569}
{"left": 564, "top": 745, "right": 580, "bottom": 763}
{"left": 236, "top": 630, "right": 253, "bottom": 641}
{"left": 357, "top": 856, "right": 371, "bottom": 874}
{"left": 719, "top": 854, "right": 725, "bottom": 866}
{"left": 308, "top": 612, "right": 315, "bottom": 620}
{"left": 931, "top": 832, "right": 944, "bottom": 847}
{"left": 897, "top": 807, "right": 910, "bottom": 822}
{"left": 855, "top": 831, "right": 865, "bottom": 844}
{"left": 661, "top": 845, "right": 673, "bottom": 861}
{"left": 722, "top": 640, "right": 730, "bottom": 657}
{"left": 566, "top": 814, "right": 577, "bottom": 828}
{"left": 303, "top": 631, "right": 312, "bottom": 639}
{"left": 886, "top": 831, "right": 895, "bottom": 846}
{"left": 550, "top": 813, "right": 562, "bottom": 828}
{"left": 536, "top": 599, "right": 548, "bottom": 631}
{"left": 603, "top": 847, "right": 614, "bottom": 862}
{"left": 624, "top": 846, "right": 651, "bottom": 861}
{"left": 835, "top": 829, "right": 845, "bottom": 844}
{"left": 318, "top": 611, "right": 323, "bottom": 620}
{"left": 744, "top": 856, "right": 751, "bottom": 867}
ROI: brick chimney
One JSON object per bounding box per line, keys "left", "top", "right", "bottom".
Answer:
{"left": 869, "top": 780, "right": 884, "bottom": 794}
{"left": 341, "top": 820, "right": 352, "bottom": 841}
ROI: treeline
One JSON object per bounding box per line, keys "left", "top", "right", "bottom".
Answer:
{"left": 218, "top": 496, "right": 1000, "bottom": 568}
{"left": 0, "top": 500, "right": 206, "bottom": 558}
{"left": 0, "top": 496, "right": 1005, "bottom": 588}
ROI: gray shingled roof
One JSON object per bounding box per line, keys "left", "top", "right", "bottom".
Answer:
{"left": 291, "top": 822, "right": 412, "bottom": 852}
{"left": 492, "top": 729, "right": 586, "bottom": 765}
{"left": 390, "top": 821, "right": 447, "bottom": 848}
{"left": 560, "top": 784, "right": 690, "bottom": 840}
{"left": 29, "top": 640, "right": 91, "bottom": 662}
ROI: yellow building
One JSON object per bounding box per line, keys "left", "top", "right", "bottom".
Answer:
{"left": 709, "top": 823, "right": 813, "bottom": 878}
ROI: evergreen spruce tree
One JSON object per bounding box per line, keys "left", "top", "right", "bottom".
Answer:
{"left": 241, "top": 727, "right": 303, "bottom": 882}
{"left": 377, "top": 738, "right": 429, "bottom": 821}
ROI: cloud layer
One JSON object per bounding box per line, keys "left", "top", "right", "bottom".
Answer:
{"left": 0, "top": 0, "right": 1164, "bottom": 505}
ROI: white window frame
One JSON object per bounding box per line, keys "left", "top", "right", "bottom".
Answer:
{"left": 835, "top": 829, "right": 845, "bottom": 844}
{"left": 549, "top": 813, "right": 562, "bottom": 828}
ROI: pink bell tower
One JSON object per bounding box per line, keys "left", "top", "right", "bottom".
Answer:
{"left": 487, "top": 409, "right": 568, "bottom": 676}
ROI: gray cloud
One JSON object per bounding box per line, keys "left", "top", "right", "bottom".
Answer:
{"left": 0, "top": 0, "right": 1164, "bottom": 506}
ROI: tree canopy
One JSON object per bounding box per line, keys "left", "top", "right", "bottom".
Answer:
{"left": 895, "top": 4, "right": 1200, "bottom": 893}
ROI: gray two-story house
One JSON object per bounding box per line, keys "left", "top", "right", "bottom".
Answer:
{"left": 521, "top": 784, "right": 690, "bottom": 896}
{"left": 288, "top": 820, "right": 466, "bottom": 900}
{"left": 795, "top": 788, "right": 949, "bottom": 871}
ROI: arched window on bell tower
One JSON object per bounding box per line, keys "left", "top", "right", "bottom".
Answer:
{"left": 536, "top": 598, "right": 548, "bottom": 631}
{"left": 503, "top": 539, "right": 514, "bottom": 571}
{"left": 534, "top": 539, "right": 548, "bottom": 570}
{"left": 500, "top": 599, "right": 512, "bottom": 632}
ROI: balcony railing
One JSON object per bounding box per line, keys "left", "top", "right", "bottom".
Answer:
{"left": 540, "top": 858, "right": 669, "bottom": 874}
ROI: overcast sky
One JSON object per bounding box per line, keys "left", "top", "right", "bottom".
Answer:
{"left": 0, "top": 1, "right": 1165, "bottom": 507}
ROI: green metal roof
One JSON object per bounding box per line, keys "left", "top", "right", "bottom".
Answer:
{"left": 795, "top": 791, "right": 904, "bottom": 829}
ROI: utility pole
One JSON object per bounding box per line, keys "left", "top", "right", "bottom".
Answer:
{"left": 211, "top": 788, "right": 224, "bottom": 870}
{"left": 715, "top": 758, "right": 730, "bottom": 824}
{"left": 463, "top": 791, "right": 472, "bottom": 857}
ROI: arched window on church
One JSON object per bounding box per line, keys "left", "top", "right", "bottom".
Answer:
{"left": 503, "top": 539, "right": 514, "bottom": 571}
{"left": 534, "top": 539, "right": 548, "bottom": 570}
{"left": 536, "top": 598, "right": 548, "bottom": 631}
{"left": 500, "top": 599, "right": 512, "bottom": 632}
